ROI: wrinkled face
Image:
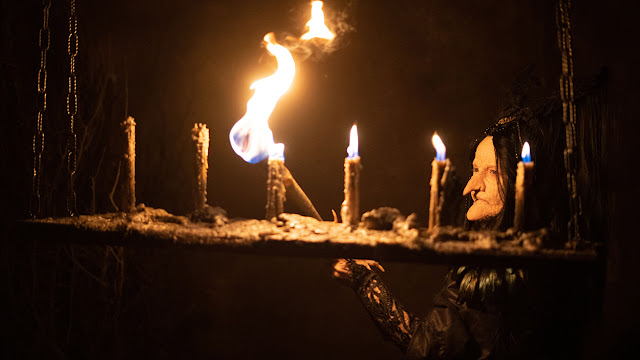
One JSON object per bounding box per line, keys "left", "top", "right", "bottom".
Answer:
{"left": 463, "top": 136, "right": 504, "bottom": 221}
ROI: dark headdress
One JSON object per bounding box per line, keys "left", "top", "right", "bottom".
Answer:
{"left": 473, "top": 66, "right": 608, "bottom": 241}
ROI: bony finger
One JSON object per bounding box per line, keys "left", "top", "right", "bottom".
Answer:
{"left": 364, "top": 260, "right": 383, "bottom": 272}
{"left": 363, "top": 260, "right": 384, "bottom": 272}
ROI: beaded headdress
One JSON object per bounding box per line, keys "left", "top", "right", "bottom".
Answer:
{"left": 482, "top": 115, "right": 524, "bottom": 162}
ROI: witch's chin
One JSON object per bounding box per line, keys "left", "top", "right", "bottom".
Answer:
{"left": 466, "top": 209, "right": 483, "bottom": 221}
{"left": 466, "top": 203, "right": 500, "bottom": 221}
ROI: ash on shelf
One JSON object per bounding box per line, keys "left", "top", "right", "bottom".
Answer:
{"left": 361, "top": 207, "right": 418, "bottom": 231}
{"left": 189, "top": 205, "right": 228, "bottom": 226}
{"left": 20, "top": 206, "right": 598, "bottom": 265}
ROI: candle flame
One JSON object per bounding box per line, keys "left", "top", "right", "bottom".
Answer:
{"left": 347, "top": 124, "right": 359, "bottom": 158}
{"left": 229, "top": 33, "right": 295, "bottom": 163}
{"left": 521, "top": 142, "right": 531, "bottom": 163}
{"left": 270, "top": 143, "right": 285, "bottom": 161}
{"left": 300, "top": 1, "right": 335, "bottom": 41}
{"left": 432, "top": 133, "right": 446, "bottom": 161}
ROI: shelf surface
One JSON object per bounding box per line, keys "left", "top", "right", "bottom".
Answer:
{"left": 17, "top": 207, "right": 599, "bottom": 266}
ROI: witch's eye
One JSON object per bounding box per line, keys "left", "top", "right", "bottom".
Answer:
{"left": 473, "top": 167, "right": 479, "bottom": 173}
{"left": 489, "top": 169, "right": 498, "bottom": 175}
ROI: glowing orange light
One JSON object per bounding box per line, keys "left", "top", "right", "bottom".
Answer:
{"left": 300, "top": 1, "right": 336, "bottom": 41}
{"left": 229, "top": 33, "right": 295, "bottom": 163}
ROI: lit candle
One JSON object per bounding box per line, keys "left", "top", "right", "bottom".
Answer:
{"left": 428, "top": 133, "right": 449, "bottom": 230}
{"left": 191, "top": 123, "right": 210, "bottom": 210}
{"left": 341, "top": 125, "right": 361, "bottom": 228}
{"left": 266, "top": 144, "right": 286, "bottom": 220}
{"left": 514, "top": 142, "right": 534, "bottom": 231}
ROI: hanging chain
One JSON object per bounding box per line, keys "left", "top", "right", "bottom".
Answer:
{"left": 556, "top": 0, "right": 582, "bottom": 247}
{"left": 66, "top": 0, "right": 78, "bottom": 215}
{"left": 30, "top": 0, "right": 52, "bottom": 218}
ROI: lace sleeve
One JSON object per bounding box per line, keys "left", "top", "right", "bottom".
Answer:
{"left": 346, "top": 260, "right": 419, "bottom": 351}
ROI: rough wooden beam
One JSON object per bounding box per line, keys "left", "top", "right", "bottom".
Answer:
{"left": 17, "top": 207, "right": 599, "bottom": 266}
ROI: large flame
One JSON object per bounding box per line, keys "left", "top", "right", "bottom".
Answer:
{"left": 300, "top": 1, "right": 335, "bottom": 41}
{"left": 229, "top": 33, "right": 295, "bottom": 163}
{"left": 432, "top": 133, "right": 446, "bottom": 161}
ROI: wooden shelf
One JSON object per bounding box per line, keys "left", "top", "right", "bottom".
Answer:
{"left": 17, "top": 207, "right": 599, "bottom": 266}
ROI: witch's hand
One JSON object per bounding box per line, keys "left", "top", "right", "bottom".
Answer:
{"left": 333, "top": 259, "right": 385, "bottom": 288}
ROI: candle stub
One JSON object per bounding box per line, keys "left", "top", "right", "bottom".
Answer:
{"left": 191, "top": 123, "right": 210, "bottom": 210}
{"left": 341, "top": 156, "right": 361, "bottom": 227}
{"left": 266, "top": 158, "right": 286, "bottom": 220}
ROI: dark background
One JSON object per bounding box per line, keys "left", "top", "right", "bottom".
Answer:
{"left": 1, "top": 0, "right": 639, "bottom": 358}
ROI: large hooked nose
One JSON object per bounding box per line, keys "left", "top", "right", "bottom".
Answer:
{"left": 463, "top": 173, "right": 486, "bottom": 199}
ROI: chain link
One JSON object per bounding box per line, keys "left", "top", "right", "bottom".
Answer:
{"left": 30, "top": 0, "right": 52, "bottom": 218}
{"left": 556, "top": 0, "right": 582, "bottom": 247}
{"left": 66, "top": 0, "right": 78, "bottom": 215}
